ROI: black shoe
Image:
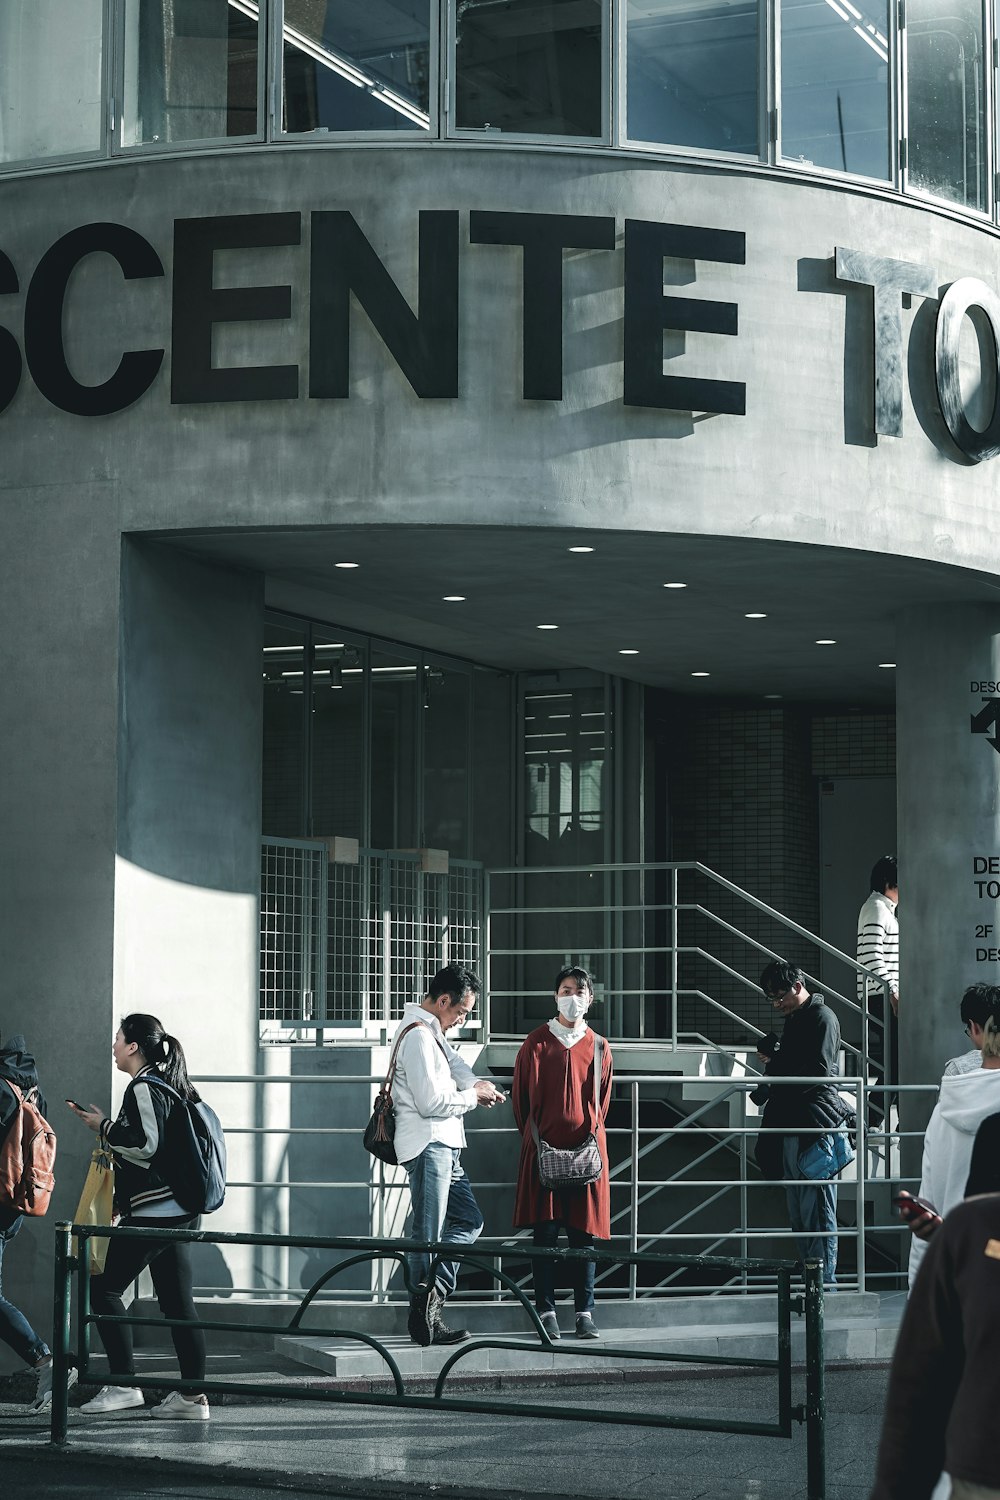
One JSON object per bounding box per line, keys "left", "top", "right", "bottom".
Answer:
{"left": 407, "top": 1291, "right": 432, "bottom": 1347}
{"left": 428, "top": 1286, "right": 470, "bottom": 1346}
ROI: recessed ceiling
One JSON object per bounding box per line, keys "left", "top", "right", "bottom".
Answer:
{"left": 156, "top": 524, "right": 1000, "bottom": 705}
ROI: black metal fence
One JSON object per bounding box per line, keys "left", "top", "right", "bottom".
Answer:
{"left": 51, "top": 1224, "right": 828, "bottom": 1499}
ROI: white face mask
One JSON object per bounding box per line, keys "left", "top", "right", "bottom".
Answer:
{"left": 556, "top": 994, "right": 589, "bottom": 1023}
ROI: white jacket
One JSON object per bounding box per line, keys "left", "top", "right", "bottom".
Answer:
{"left": 908, "top": 1065, "right": 1000, "bottom": 1285}
{"left": 390, "top": 1003, "right": 480, "bottom": 1166}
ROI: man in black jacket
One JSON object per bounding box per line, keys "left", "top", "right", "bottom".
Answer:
{"left": 756, "top": 962, "right": 847, "bottom": 1286}
{"left": 0, "top": 1030, "right": 74, "bottom": 1409}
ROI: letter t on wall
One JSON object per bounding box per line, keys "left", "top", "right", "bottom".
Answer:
{"left": 834, "top": 248, "right": 937, "bottom": 438}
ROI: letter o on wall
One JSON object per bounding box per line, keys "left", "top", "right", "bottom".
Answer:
{"left": 935, "top": 277, "right": 1000, "bottom": 462}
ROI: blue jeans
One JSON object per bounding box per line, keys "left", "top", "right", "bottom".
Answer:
{"left": 0, "top": 1211, "right": 49, "bottom": 1366}
{"left": 533, "top": 1216, "right": 596, "bottom": 1313}
{"left": 782, "top": 1135, "right": 838, "bottom": 1285}
{"left": 402, "top": 1143, "right": 484, "bottom": 1296}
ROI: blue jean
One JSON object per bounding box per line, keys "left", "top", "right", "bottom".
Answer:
{"left": 532, "top": 1216, "right": 596, "bottom": 1313}
{"left": 0, "top": 1212, "right": 49, "bottom": 1366}
{"left": 782, "top": 1135, "right": 838, "bottom": 1285}
{"left": 402, "top": 1143, "right": 484, "bottom": 1296}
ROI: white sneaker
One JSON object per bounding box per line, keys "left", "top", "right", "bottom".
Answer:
{"left": 149, "top": 1390, "right": 210, "bottom": 1421}
{"left": 30, "top": 1360, "right": 78, "bottom": 1411}
{"left": 79, "top": 1385, "right": 145, "bottom": 1414}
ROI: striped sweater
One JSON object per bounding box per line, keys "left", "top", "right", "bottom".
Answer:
{"left": 856, "top": 890, "right": 899, "bottom": 1003}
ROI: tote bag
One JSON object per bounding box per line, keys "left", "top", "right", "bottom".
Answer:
{"left": 72, "top": 1147, "right": 115, "bottom": 1274}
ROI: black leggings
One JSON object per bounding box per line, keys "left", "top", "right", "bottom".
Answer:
{"left": 89, "top": 1216, "right": 205, "bottom": 1382}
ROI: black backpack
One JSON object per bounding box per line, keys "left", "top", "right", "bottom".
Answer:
{"left": 144, "top": 1076, "right": 227, "bottom": 1215}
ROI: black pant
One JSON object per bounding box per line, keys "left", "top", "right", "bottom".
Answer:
{"left": 89, "top": 1215, "right": 204, "bottom": 1382}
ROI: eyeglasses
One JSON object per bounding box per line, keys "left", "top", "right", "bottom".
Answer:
{"left": 768, "top": 988, "right": 791, "bottom": 1004}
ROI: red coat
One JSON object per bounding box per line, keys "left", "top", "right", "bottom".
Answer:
{"left": 511, "top": 1025, "right": 613, "bottom": 1237}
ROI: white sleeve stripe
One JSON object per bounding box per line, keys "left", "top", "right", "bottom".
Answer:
{"left": 111, "top": 1082, "right": 161, "bottom": 1167}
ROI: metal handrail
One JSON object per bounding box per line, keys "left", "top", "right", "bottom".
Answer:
{"left": 51, "top": 1223, "right": 829, "bottom": 1498}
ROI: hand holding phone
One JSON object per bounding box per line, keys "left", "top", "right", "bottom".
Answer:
{"left": 893, "top": 1190, "right": 943, "bottom": 1239}
{"left": 65, "top": 1098, "right": 85, "bottom": 1111}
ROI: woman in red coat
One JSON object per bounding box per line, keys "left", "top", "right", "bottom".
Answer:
{"left": 512, "top": 965, "right": 613, "bottom": 1339}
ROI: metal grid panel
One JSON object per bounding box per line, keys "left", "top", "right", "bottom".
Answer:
{"left": 259, "top": 840, "right": 324, "bottom": 1021}
{"left": 325, "top": 858, "right": 365, "bottom": 1024}
{"left": 447, "top": 860, "right": 483, "bottom": 976}
{"left": 386, "top": 854, "right": 423, "bottom": 1021}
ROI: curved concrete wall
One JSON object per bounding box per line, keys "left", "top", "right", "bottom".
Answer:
{"left": 0, "top": 146, "right": 998, "bottom": 575}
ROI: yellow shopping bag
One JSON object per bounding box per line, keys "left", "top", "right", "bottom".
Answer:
{"left": 72, "top": 1148, "right": 115, "bottom": 1274}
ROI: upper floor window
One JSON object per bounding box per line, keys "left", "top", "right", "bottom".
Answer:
{"left": 779, "top": 0, "right": 891, "bottom": 180}
{"left": 0, "top": 0, "right": 104, "bottom": 166}
{"left": 280, "top": 0, "right": 432, "bottom": 134}
{"left": 906, "top": 0, "right": 987, "bottom": 211}
{"left": 626, "top": 0, "right": 760, "bottom": 155}
{"left": 121, "top": 0, "right": 261, "bottom": 148}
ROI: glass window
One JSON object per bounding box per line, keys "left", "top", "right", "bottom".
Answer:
{"left": 906, "top": 0, "right": 987, "bottom": 210}
{"left": 780, "top": 0, "right": 890, "bottom": 179}
{"left": 423, "top": 664, "right": 470, "bottom": 855}
{"left": 370, "top": 648, "right": 418, "bottom": 848}
{"left": 0, "top": 0, "right": 104, "bottom": 165}
{"left": 262, "top": 621, "right": 308, "bottom": 836}
{"left": 121, "top": 0, "right": 259, "bottom": 148}
{"left": 282, "top": 0, "right": 431, "bottom": 134}
{"left": 455, "top": 0, "right": 604, "bottom": 138}
{"left": 626, "top": 0, "right": 758, "bottom": 154}
{"left": 311, "top": 635, "right": 365, "bottom": 839}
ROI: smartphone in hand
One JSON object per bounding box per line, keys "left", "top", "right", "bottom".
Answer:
{"left": 65, "top": 1098, "right": 85, "bottom": 1111}
{"left": 893, "top": 1190, "right": 943, "bottom": 1229}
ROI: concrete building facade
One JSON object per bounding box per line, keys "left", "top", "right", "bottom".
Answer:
{"left": 2, "top": 0, "right": 1000, "bottom": 1351}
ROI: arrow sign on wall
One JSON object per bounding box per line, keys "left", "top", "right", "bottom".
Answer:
{"left": 971, "top": 699, "right": 1000, "bottom": 753}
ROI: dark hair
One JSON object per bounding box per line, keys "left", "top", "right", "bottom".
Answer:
{"left": 759, "top": 960, "right": 807, "bottom": 997}
{"left": 427, "top": 964, "right": 481, "bottom": 1005}
{"left": 554, "top": 965, "right": 595, "bottom": 998}
{"left": 120, "top": 1014, "right": 200, "bottom": 1103}
{"left": 869, "top": 855, "right": 898, "bottom": 895}
{"left": 961, "top": 984, "right": 1000, "bottom": 1030}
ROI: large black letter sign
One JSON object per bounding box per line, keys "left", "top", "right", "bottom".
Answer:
{"left": 309, "top": 211, "right": 459, "bottom": 399}
{"left": 624, "top": 221, "right": 746, "bottom": 414}
{"left": 24, "top": 224, "right": 164, "bottom": 416}
{"left": 935, "top": 278, "right": 1000, "bottom": 463}
{"left": 172, "top": 213, "right": 301, "bottom": 404}
{"left": 0, "top": 251, "right": 21, "bottom": 415}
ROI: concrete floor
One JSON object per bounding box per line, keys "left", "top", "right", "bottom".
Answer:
{"left": 0, "top": 1364, "right": 892, "bottom": 1500}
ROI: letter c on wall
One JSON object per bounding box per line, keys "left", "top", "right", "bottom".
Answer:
{"left": 24, "top": 223, "right": 164, "bottom": 417}
{"left": 935, "top": 277, "right": 1000, "bottom": 463}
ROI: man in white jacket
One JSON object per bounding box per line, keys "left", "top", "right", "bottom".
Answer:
{"left": 908, "top": 984, "right": 1000, "bottom": 1286}
{"left": 392, "top": 964, "right": 506, "bottom": 1345}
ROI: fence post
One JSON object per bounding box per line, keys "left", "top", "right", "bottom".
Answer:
{"left": 50, "top": 1221, "right": 74, "bottom": 1445}
{"left": 629, "top": 1081, "right": 639, "bottom": 1299}
{"left": 804, "top": 1259, "right": 826, "bottom": 1500}
{"left": 854, "top": 1076, "right": 866, "bottom": 1293}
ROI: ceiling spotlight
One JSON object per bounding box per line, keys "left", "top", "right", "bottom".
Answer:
{"left": 691, "top": 671, "right": 710, "bottom": 678}
{"left": 537, "top": 624, "right": 559, "bottom": 630}
{"left": 442, "top": 595, "right": 466, "bottom": 602}
{"left": 663, "top": 582, "right": 687, "bottom": 589}
{"left": 619, "top": 649, "right": 639, "bottom": 655}
{"left": 815, "top": 639, "right": 836, "bottom": 645}
{"left": 878, "top": 662, "right": 896, "bottom": 669}
{"left": 568, "top": 545, "right": 594, "bottom": 553}
{"left": 764, "top": 693, "right": 782, "bottom": 700}
{"left": 745, "top": 612, "right": 767, "bottom": 619}
{"left": 334, "top": 561, "right": 359, "bottom": 569}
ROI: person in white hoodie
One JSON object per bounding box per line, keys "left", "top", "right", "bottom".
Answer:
{"left": 908, "top": 984, "right": 1000, "bottom": 1287}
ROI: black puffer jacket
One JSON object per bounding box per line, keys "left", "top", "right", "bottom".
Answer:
{"left": 0, "top": 1034, "right": 47, "bottom": 1229}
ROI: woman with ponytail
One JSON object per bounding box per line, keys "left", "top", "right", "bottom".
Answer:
{"left": 68, "top": 1014, "right": 209, "bottom": 1419}
{"left": 906, "top": 984, "right": 1000, "bottom": 1288}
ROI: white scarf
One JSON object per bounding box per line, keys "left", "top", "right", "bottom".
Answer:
{"left": 546, "top": 1016, "right": 588, "bottom": 1049}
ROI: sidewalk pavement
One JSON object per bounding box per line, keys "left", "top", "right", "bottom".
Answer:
{"left": 0, "top": 1361, "right": 890, "bottom": 1500}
